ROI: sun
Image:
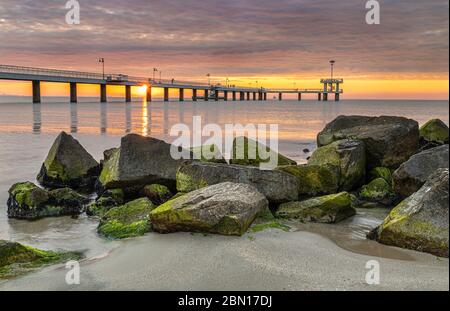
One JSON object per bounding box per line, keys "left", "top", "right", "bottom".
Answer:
{"left": 136, "top": 85, "right": 148, "bottom": 95}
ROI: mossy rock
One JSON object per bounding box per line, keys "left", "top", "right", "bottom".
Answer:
{"left": 419, "top": 119, "right": 449, "bottom": 144}
{"left": 98, "top": 198, "right": 155, "bottom": 239}
{"left": 276, "top": 192, "right": 356, "bottom": 223}
{"left": 37, "top": 131, "right": 100, "bottom": 190}
{"left": 141, "top": 184, "right": 173, "bottom": 205}
{"left": 87, "top": 188, "right": 125, "bottom": 217}
{"left": 369, "top": 169, "right": 449, "bottom": 257}
{"left": 359, "top": 178, "right": 396, "bottom": 206}
{"left": 7, "top": 182, "right": 86, "bottom": 220}
{"left": 368, "top": 167, "right": 392, "bottom": 184}
{"left": 0, "top": 240, "right": 82, "bottom": 279}
{"left": 250, "top": 221, "right": 290, "bottom": 233}
{"left": 308, "top": 139, "right": 366, "bottom": 191}
{"left": 276, "top": 164, "right": 339, "bottom": 196}
{"left": 150, "top": 182, "right": 269, "bottom": 236}
{"left": 190, "top": 145, "right": 227, "bottom": 164}
{"left": 230, "top": 136, "right": 296, "bottom": 168}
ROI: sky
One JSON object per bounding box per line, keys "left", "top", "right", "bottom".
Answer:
{"left": 0, "top": 0, "right": 448, "bottom": 99}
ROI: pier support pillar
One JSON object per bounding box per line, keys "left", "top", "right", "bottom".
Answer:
{"left": 279, "top": 93, "right": 283, "bottom": 101}
{"left": 70, "top": 82, "right": 77, "bottom": 103}
{"left": 232, "top": 91, "right": 236, "bottom": 101}
{"left": 100, "top": 84, "right": 107, "bottom": 103}
{"left": 204, "top": 89, "right": 209, "bottom": 101}
{"left": 240, "top": 92, "right": 245, "bottom": 101}
{"left": 223, "top": 91, "right": 228, "bottom": 101}
{"left": 318, "top": 93, "right": 322, "bottom": 101}
{"left": 298, "top": 93, "right": 302, "bottom": 101}
{"left": 263, "top": 93, "right": 267, "bottom": 101}
{"left": 214, "top": 90, "right": 219, "bottom": 101}
{"left": 164, "top": 87, "right": 169, "bottom": 102}
{"left": 323, "top": 93, "right": 328, "bottom": 101}
{"left": 258, "top": 92, "right": 263, "bottom": 101}
{"left": 192, "top": 89, "right": 197, "bottom": 101}
{"left": 32, "top": 80, "right": 41, "bottom": 104}
{"left": 179, "top": 88, "right": 184, "bottom": 101}
{"left": 146, "top": 86, "right": 152, "bottom": 102}
{"left": 335, "top": 93, "right": 340, "bottom": 101}
{"left": 245, "top": 92, "right": 249, "bottom": 101}
{"left": 125, "top": 85, "right": 132, "bottom": 102}
{"left": 252, "top": 92, "right": 256, "bottom": 101}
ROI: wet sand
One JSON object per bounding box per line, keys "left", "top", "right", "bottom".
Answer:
{"left": 1, "top": 225, "right": 448, "bottom": 291}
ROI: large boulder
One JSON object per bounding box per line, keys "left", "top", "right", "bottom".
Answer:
{"left": 276, "top": 164, "right": 339, "bottom": 196}
{"left": 419, "top": 119, "right": 449, "bottom": 144}
{"left": 98, "top": 198, "right": 155, "bottom": 239}
{"left": 276, "top": 192, "right": 356, "bottom": 223}
{"left": 0, "top": 240, "right": 81, "bottom": 279}
{"left": 230, "top": 137, "right": 296, "bottom": 168}
{"left": 98, "top": 134, "right": 192, "bottom": 190}
{"left": 7, "top": 182, "right": 87, "bottom": 220}
{"left": 37, "top": 131, "right": 100, "bottom": 189}
{"left": 317, "top": 116, "right": 419, "bottom": 169}
{"left": 150, "top": 182, "right": 268, "bottom": 236}
{"left": 393, "top": 145, "right": 449, "bottom": 198}
{"left": 176, "top": 162, "right": 298, "bottom": 203}
{"left": 368, "top": 169, "right": 449, "bottom": 258}
{"left": 308, "top": 139, "right": 366, "bottom": 191}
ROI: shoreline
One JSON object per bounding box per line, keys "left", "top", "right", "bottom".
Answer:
{"left": 0, "top": 226, "right": 448, "bottom": 291}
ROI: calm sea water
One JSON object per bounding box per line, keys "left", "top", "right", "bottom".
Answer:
{"left": 0, "top": 97, "right": 448, "bottom": 258}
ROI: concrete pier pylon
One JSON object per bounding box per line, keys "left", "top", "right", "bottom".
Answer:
{"left": 192, "top": 89, "right": 197, "bottom": 101}
{"left": 70, "top": 82, "right": 77, "bottom": 103}
{"left": 298, "top": 93, "right": 302, "bottom": 101}
{"left": 164, "top": 87, "right": 169, "bottom": 102}
{"left": 204, "top": 89, "right": 209, "bottom": 101}
{"left": 125, "top": 85, "right": 131, "bottom": 102}
{"left": 32, "top": 80, "right": 41, "bottom": 104}
{"left": 100, "top": 84, "right": 107, "bottom": 103}
{"left": 279, "top": 92, "right": 283, "bottom": 101}
{"left": 179, "top": 88, "right": 184, "bottom": 101}
{"left": 146, "top": 86, "right": 152, "bottom": 102}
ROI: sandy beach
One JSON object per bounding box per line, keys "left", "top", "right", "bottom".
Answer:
{"left": 1, "top": 221, "right": 448, "bottom": 291}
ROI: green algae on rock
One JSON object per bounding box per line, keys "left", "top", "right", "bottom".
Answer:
{"left": 37, "top": 131, "right": 100, "bottom": 190}
{"left": 250, "top": 221, "right": 291, "bottom": 233}
{"left": 359, "top": 178, "right": 396, "bottom": 206}
{"left": 98, "top": 198, "right": 155, "bottom": 239}
{"left": 190, "top": 144, "right": 227, "bottom": 164}
{"left": 368, "top": 167, "right": 392, "bottom": 184}
{"left": 7, "top": 182, "right": 87, "bottom": 220}
{"left": 308, "top": 139, "right": 366, "bottom": 191}
{"left": 230, "top": 136, "right": 296, "bottom": 168}
{"left": 368, "top": 168, "right": 449, "bottom": 258}
{"left": 87, "top": 188, "right": 125, "bottom": 217}
{"left": 276, "top": 164, "right": 339, "bottom": 196}
{"left": 276, "top": 192, "right": 356, "bottom": 223}
{"left": 419, "top": 119, "right": 449, "bottom": 144}
{"left": 150, "top": 182, "right": 269, "bottom": 236}
{"left": 141, "top": 184, "right": 173, "bottom": 206}
{"left": 0, "top": 240, "right": 82, "bottom": 279}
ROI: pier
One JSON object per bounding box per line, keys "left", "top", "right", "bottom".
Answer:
{"left": 0, "top": 65, "right": 343, "bottom": 103}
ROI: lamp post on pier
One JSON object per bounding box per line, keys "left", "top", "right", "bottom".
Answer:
{"left": 329, "top": 60, "right": 335, "bottom": 80}
{"left": 99, "top": 58, "right": 105, "bottom": 80}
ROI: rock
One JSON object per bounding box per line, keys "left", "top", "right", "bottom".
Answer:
{"left": 87, "top": 188, "right": 125, "bottom": 217}
{"left": 419, "top": 119, "right": 449, "bottom": 144}
{"left": 359, "top": 178, "right": 396, "bottom": 206}
{"left": 276, "top": 192, "right": 356, "bottom": 223}
{"left": 37, "top": 131, "right": 100, "bottom": 189}
{"left": 98, "top": 198, "right": 155, "bottom": 239}
{"left": 368, "top": 167, "right": 392, "bottom": 184}
{"left": 7, "top": 182, "right": 86, "bottom": 220}
{"left": 276, "top": 164, "right": 339, "bottom": 196}
{"left": 368, "top": 169, "right": 449, "bottom": 258}
{"left": 190, "top": 145, "right": 227, "bottom": 164}
{"left": 317, "top": 116, "right": 419, "bottom": 169}
{"left": 0, "top": 240, "right": 82, "bottom": 279}
{"left": 101, "top": 148, "right": 119, "bottom": 165}
{"left": 150, "top": 182, "right": 268, "bottom": 236}
{"left": 230, "top": 136, "right": 296, "bottom": 168}
{"left": 308, "top": 139, "right": 366, "bottom": 191}
{"left": 98, "top": 134, "right": 192, "bottom": 190}
{"left": 302, "top": 148, "right": 310, "bottom": 154}
{"left": 176, "top": 162, "right": 298, "bottom": 203}
{"left": 393, "top": 145, "right": 449, "bottom": 198}
{"left": 141, "top": 184, "right": 173, "bottom": 205}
